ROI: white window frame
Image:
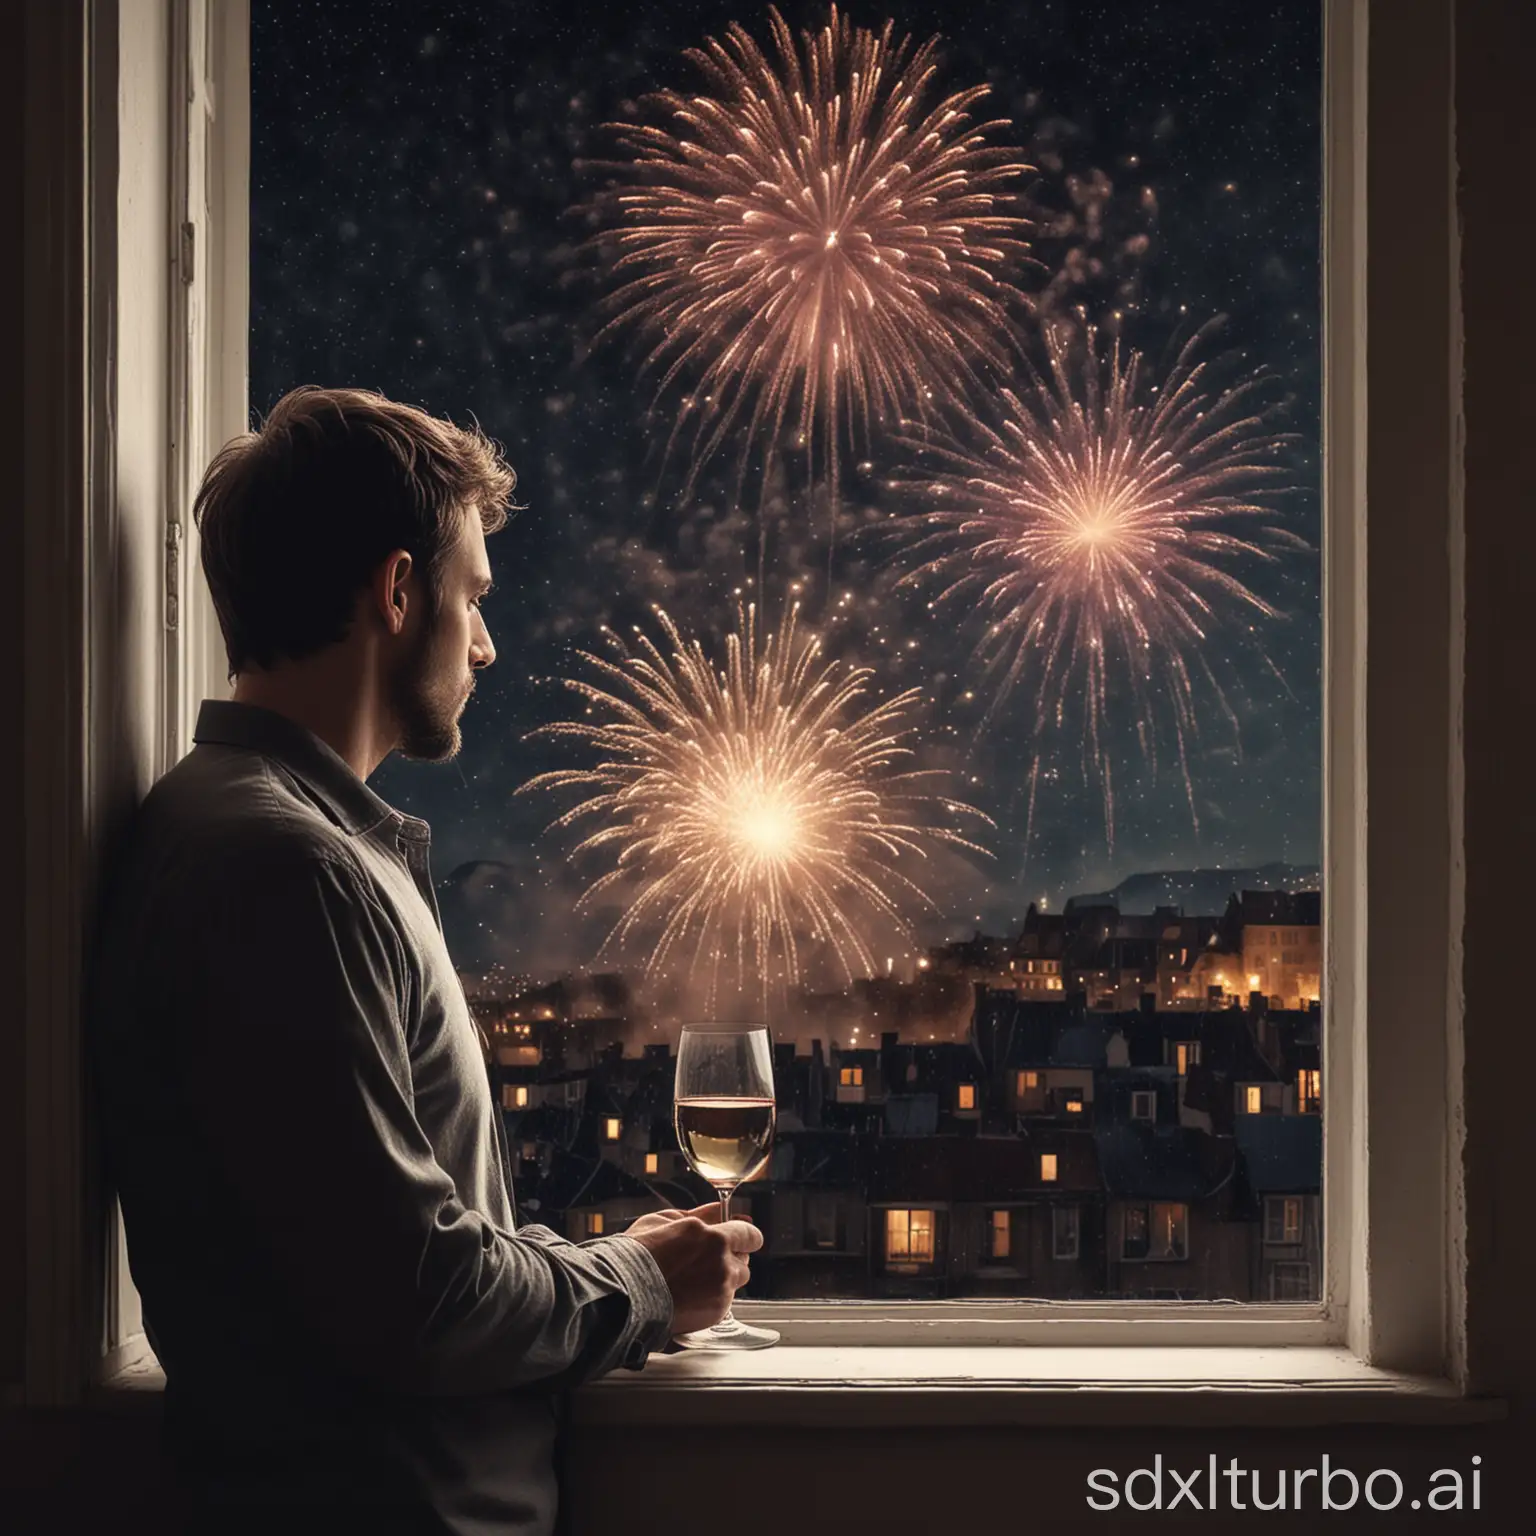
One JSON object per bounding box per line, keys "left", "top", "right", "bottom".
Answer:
{"left": 20, "top": 0, "right": 1467, "bottom": 1407}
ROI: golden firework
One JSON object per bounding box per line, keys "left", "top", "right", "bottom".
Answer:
{"left": 520, "top": 601, "right": 989, "bottom": 999}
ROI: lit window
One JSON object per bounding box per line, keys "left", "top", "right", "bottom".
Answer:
{"left": 1297, "top": 1068, "right": 1322, "bottom": 1112}
{"left": 604, "top": 1117, "right": 621, "bottom": 1140}
{"left": 644, "top": 1152, "right": 659, "bottom": 1174}
{"left": 885, "top": 1208, "right": 935, "bottom": 1263}
{"left": 1264, "top": 1195, "right": 1304, "bottom": 1245}
{"left": 585, "top": 1212, "right": 604, "bottom": 1236}
{"left": 1122, "top": 1202, "right": 1188, "bottom": 1261}
{"left": 957, "top": 1083, "right": 976, "bottom": 1110}
{"left": 990, "top": 1209, "right": 1011, "bottom": 1260}
{"left": 513, "top": 1085, "right": 529, "bottom": 1108}
{"left": 1052, "top": 1205, "right": 1080, "bottom": 1260}
{"left": 1175, "top": 1040, "right": 1202, "bottom": 1075}
{"left": 1040, "top": 1153, "right": 1058, "bottom": 1183}
{"left": 1016, "top": 1069, "right": 1039, "bottom": 1095}
{"left": 1131, "top": 1089, "right": 1156, "bottom": 1122}
{"left": 840, "top": 1065, "right": 863, "bottom": 1087}
{"left": 1062, "top": 1088, "right": 1084, "bottom": 1115}
{"left": 1245, "top": 1085, "right": 1264, "bottom": 1115}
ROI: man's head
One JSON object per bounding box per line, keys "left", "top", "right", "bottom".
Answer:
{"left": 195, "top": 386, "right": 514, "bottom": 763}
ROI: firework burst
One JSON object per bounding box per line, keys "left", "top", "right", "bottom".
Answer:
{"left": 890, "top": 320, "right": 1303, "bottom": 851}
{"left": 519, "top": 600, "right": 989, "bottom": 1001}
{"left": 591, "top": 5, "right": 1033, "bottom": 545}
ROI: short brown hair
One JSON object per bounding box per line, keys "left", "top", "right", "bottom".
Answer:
{"left": 195, "top": 386, "right": 516, "bottom": 677}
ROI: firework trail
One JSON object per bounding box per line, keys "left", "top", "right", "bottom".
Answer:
{"left": 519, "top": 600, "right": 989, "bottom": 1003}
{"left": 889, "top": 319, "right": 1302, "bottom": 852}
{"left": 590, "top": 5, "right": 1033, "bottom": 572}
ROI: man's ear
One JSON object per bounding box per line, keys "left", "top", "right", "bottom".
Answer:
{"left": 372, "top": 549, "right": 414, "bottom": 637}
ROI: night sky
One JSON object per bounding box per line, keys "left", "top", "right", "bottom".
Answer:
{"left": 251, "top": 0, "right": 1322, "bottom": 980}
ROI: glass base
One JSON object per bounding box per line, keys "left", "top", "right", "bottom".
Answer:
{"left": 673, "top": 1316, "right": 780, "bottom": 1351}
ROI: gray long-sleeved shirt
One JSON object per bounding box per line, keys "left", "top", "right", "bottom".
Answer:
{"left": 90, "top": 699, "right": 674, "bottom": 1533}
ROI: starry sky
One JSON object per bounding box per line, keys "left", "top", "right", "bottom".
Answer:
{"left": 251, "top": 0, "right": 1322, "bottom": 977}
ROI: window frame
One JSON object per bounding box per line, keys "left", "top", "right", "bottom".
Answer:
{"left": 19, "top": 0, "right": 1468, "bottom": 1405}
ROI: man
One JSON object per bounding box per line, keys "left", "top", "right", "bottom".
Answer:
{"left": 90, "top": 387, "right": 761, "bottom": 1535}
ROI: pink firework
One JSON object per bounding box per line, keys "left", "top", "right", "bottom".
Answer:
{"left": 891, "top": 320, "right": 1303, "bottom": 851}
{"left": 592, "top": 5, "right": 1033, "bottom": 535}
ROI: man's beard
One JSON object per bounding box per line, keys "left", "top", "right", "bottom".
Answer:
{"left": 390, "top": 621, "right": 472, "bottom": 763}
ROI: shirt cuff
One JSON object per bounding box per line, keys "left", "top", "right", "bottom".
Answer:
{"left": 598, "top": 1234, "right": 675, "bottom": 1369}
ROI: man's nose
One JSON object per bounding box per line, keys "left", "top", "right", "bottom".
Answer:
{"left": 472, "top": 631, "right": 496, "bottom": 670}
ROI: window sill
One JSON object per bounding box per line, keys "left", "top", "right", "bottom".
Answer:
{"left": 95, "top": 1340, "right": 1504, "bottom": 1431}
{"left": 574, "top": 1347, "right": 1506, "bottom": 1429}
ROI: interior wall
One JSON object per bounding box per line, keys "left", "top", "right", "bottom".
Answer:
{"left": 1, "top": 0, "right": 31, "bottom": 1405}
{"left": 1457, "top": 0, "right": 1536, "bottom": 1406}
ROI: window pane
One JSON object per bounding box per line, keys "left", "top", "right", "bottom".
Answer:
{"left": 252, "top": 0, "right": 1322, "bottom": 1305}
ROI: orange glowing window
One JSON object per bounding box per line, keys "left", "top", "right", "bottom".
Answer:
{"left": 885, "top": 1208, "right": 935, "bottom": 1263}
{"left": 957, "top": 1084, "right": 976, "bottom": 1110}
{"left": 644, "top": 1152, "right": 659, "bottom": 1174}
{"left": 1040, "top": 1153, "right": 1058, "bottom": 1183}
{"left": 990, "top": 1209, "right": 1011, "bottom": 1260}
{"left": 604, "top": 1117, "right": 621, "bottom": 1140}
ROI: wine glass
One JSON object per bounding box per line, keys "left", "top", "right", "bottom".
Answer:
{"left": 671, "top": 1022, "right": 780, "bottom": 1351}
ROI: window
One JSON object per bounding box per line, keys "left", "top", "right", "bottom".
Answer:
{"left": 1297, "top": 1068, "right": 1322, "bottom": 1113}
{"left": 239, "top": 0, "right": 1333, "bottom": 1318}
{"left": 511, "top": 1085, "right": 530, "bottom": 1109}
{"left": 884, "top": 1209, "right": 935, "bottom": 1265}
{"left": 1039, "top": 1154, "right": 1058, "bottom": 1183}
{"left": 585, "top": 1213, "right": 604, "bottom": 1236}
{"left": 806, "top": 1195, "right": 839, "bottom": 1250}
{"left": 989, "top": 1209, "right": 1011, "bottom": 1261}
{"left": 496, "top": 1045, "right": 540, "bottom": 1067}
{"left": 1175, "top": 1041, "right": 1202, "bottom": 1075}
{"left": 1269, "top": 1262, "right": 1314, "bottom": 1302}
{"left": 1122, "top": 1203, "right": 1189, "bottom": 1262}
{"left": 1131, "top": 1090, "right": 1156, "bottom": 1123}
{"left": 603, "top": 1117, "right": 621, "bottom": 1141}
{"left": 1242, "top": 1083, "right": 1283, "bottom": 1115}
{"left": 33, "top": 0, "right": 1474, "bottom": 1406}
{"left": 1265, "top": 1196, "right": 1304, "bottom": 1246}
{"left": 1052, "top": 1205, "right": 1081, "bottom": 1261}
{"left": 644, "top": 1152, "right": 659, "bottom": 1175}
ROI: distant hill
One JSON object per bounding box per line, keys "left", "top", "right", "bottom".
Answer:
{"left": 1066, "top": 862, "right": 1320, "bottom": 917}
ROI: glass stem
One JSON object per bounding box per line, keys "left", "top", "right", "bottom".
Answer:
{"left": 716, "top": 1185, "right": 736, "bottom": 1330}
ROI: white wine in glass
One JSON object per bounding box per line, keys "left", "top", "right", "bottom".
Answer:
{"left": 671, "top": 1023, "right": 780, "bottom": 1351}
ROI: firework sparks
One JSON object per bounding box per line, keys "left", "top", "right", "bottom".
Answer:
{"left": 591, "top": 4, "right": 1033, "bottom": 544}
{"left": 519, "top": 600, "right": 989, "bottom": 1000}
{"left": 890, "top": 320, "right": 1302, "bottom": 850}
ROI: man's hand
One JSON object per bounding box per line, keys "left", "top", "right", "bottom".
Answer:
{"left": 625, "top": 1203, "right": 763, "bottom": 1335}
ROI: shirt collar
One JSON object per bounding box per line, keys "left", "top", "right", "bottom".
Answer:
{"left": 193, "top": 699, "right": 410, "bottom": 839}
